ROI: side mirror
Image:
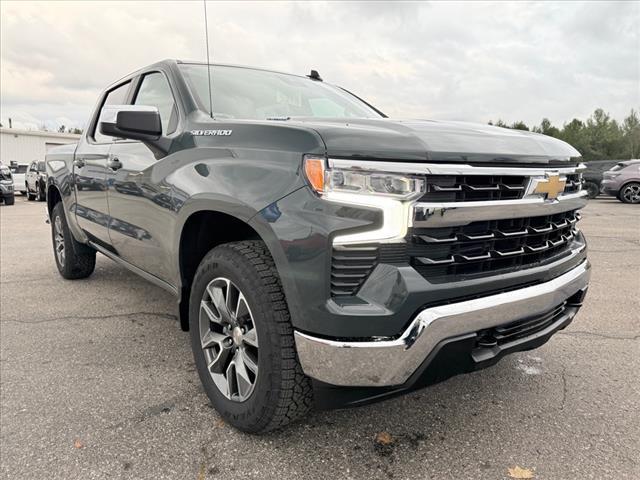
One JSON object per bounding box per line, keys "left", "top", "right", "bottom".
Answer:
{"left": 99, "top": 105, "right": 162, "bottom": 142}
{"left": 98, "top": 105, "right": 170, "bottom": 157}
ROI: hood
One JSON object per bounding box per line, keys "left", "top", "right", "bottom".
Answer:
{"left": 288, "top": 118, "right": 581, "bottom": 165}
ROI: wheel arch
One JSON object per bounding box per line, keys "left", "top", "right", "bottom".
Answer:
{"left": 176, "top": 208, "right": 279, "bottom": 331}
{"left": 46, "top": 184, "right": 62, "bottom": 216}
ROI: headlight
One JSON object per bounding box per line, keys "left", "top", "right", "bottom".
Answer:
{"left": 303, "top": 155, "right": 424, "bottom": 199}
{"left": 303, "top": 155, "right": 424, "bottom": 244}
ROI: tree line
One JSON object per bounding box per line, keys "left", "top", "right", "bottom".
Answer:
{"left": 489, "top": 108, "right": 640, "bottom": 161}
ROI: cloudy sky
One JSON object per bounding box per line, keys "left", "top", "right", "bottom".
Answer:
{"left": 1, "top": 1, "right": 638, "bottom": 131}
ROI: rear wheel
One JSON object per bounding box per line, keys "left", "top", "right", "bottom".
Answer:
{"left": 50, "top": 202, "right": 96, "bottom": 279}
{"left": 189, "top": 240, "right": 312, "bottom": 433}
{"left": 619, "top": 182, "right": 640, "bottom": 204}
{"left": 4, "top": 195, "right": 15, "bottom": 206}
{"left": 37, "top": 183, "right": 46, "bottom": 201}
{"left": 583, "top": 181, "right": 599, "bottom": 199}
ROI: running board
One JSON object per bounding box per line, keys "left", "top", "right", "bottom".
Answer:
{"left": 88, "top": 241, "right": 178, "bottom": 295}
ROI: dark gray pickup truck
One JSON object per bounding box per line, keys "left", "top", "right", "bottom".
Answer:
{"left": 46, "top": 59, "right": 590, "bottom": 433}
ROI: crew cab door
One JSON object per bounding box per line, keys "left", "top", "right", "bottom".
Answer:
{"left": 73, "top": 80, "right": 132, "bottom": 245}
{"left": 26, "top": 161, "right": 37, "bottom": 191}
{"left": 106, "top": 71, "right": 180, "bottom": 282}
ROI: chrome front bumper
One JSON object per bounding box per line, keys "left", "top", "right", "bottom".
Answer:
{"left": 294, "top": 260, "right": 590, "bottom": 387}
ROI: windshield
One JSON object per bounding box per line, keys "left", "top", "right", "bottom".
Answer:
{"left": 179, "top": 64, "right": 382, "bottom": 120}
{"left": 10, "top": 164, "right": 28, "bottom": 174}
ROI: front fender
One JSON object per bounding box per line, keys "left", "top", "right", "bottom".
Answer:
{"left": 172, "top": 192, "right": 260, "bottom": 281}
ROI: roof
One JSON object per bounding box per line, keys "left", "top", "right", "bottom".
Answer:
{"left": 175, "top": 59, "right": 312, "bottom": 80}
{"left": 0, "top": 127, "right": 81, "bottom": 140}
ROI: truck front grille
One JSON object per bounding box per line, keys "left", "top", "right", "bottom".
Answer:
{"left": 328, "top": 161, "right": 587, "bottom": 297}
{"left": 419, "top": 175, "right": 528, "bottom": 202}
{"left": 417, "top": 173, "right": 583, "bottom": 202}
{"left": 563, "top": 173, "right": 582, "bottom": 194}
{"left": 410, "top": 210, "right": 582, "bottom": 280}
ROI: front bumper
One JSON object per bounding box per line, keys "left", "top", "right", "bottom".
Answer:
{"left": 0, "top": 183, "right": 14, "bottom": 197}
{"left": 295, "top": 259, "right": 590, "bottom": 387}
{"left": 600, "top": 178, "right": 620, "bottom": 195}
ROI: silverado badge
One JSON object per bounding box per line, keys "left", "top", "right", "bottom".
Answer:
{"left": 533, "top": 173, "right": 566, "bottom": 200}
{"left": 191, "top": 129, "right": 232, "bottom": 136}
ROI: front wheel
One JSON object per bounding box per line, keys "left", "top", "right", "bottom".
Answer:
{"left": 50, "top": 202, "right": 96, "bottom": 279}
{"left": 4, "top": 195, "right": 15, "bottom": 206}
{"left": 189, "top": 241, "right": 312, "bottom": 433}
{"left": 618, "top": 182, "right": 640, "bottom": 204}
{"left": 26, "top": 183, "right": 36, "bottom": 201}
{"left": 583, "top": 181, "right": 599, "bottom": 199}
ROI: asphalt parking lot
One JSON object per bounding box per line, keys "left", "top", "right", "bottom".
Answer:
{"left": 1, "top": 195, "right": 638, "bottom": 480}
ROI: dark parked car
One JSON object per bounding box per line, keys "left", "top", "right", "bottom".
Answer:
{"left": 25, "top": 160, "right": 47, "bottom": 201}
{"left": 44, "top": 60, "right": 590, "bottom": 433}
{"left": 582, "top": 160, "right": 619, "bottom": 198}
{"left": 601, "top": 160, "right": 640, "bottom": 204}
{"left": 0, "top": 162, "right": 15, "bottom": 205}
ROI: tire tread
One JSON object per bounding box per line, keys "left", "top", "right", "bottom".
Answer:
{"left": 51, "top": 202, "right": 96, "bottom": 279}
{"left": 191, "top": 240, "right": 312, "bottom": 433}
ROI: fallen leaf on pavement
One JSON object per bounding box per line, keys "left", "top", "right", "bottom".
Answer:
{"left": 73, "top": 439, "right": 84, "bottom": 449}
{"left": 507, "top": 466, "right": 534, "bottom": 479}
{"left": 374, "top": 431, "right": 394, "bottom": 446}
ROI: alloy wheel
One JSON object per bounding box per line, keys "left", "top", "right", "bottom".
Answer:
{"left": 622, "top": 184, "right": 640, "bottom": 204}
{"left": 199, "top": 277, "right": 259, "bottom": 402}
{"left": 54, "top": 215, "right": 65, "bottom": 266}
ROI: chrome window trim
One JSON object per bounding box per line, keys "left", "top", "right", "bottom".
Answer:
{"left": 328, "top": 158, "right": 586, "bottom": 177}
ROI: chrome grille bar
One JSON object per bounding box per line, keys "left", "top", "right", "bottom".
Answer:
{"left": 413, "top": 191, "right": 587, "bottom": 228}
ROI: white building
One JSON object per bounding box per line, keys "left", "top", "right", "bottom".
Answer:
{"left": 0, "top": 127, "right": 81, "bottom": 166}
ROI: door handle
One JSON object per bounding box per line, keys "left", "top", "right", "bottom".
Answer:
{"left": 73, "top": 158, "right": 85, "bottom": 168}
{"left": 107, "top": 157, "right": 123, "bottom": 171}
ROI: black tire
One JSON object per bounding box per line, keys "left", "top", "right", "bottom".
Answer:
{"left": 189, "top": 240, "right": 312, "bottom": 433}
{"left": 583, "top": 181, "right": 599, "bottom": 199}
{"left": 37, "top": 183, "right": 46, "bottom": 201}
{"left": 50, "top": 202, "right": 96, "bottom": 279}
{"left": 4, "top": 195, "right": 15, "bottom": 206}
{"left": 618, "top": 182, "right": 640, "bottom": 204}
{"left": 27, "top": 184, "right": 36, "bottom": 201}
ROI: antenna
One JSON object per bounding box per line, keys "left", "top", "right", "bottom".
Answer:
{"left": 203, "top": 0, "right": 214, "bottom": 118}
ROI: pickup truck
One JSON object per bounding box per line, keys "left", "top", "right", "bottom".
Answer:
{"left": 45, "top": 59, "right": 590, "bottom": 433}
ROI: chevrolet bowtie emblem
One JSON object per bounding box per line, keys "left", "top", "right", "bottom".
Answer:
{"left": 534, "top": 173, "right": 566, "bottom": 200}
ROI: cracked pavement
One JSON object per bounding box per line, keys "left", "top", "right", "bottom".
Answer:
{"left": 1, "top": 196, "right": 639, "bottom": 479}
